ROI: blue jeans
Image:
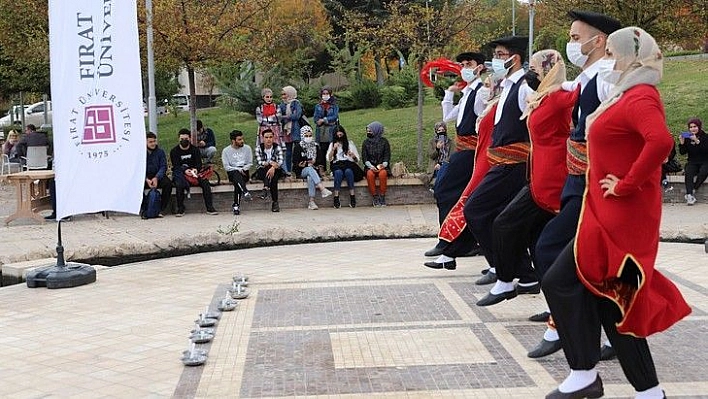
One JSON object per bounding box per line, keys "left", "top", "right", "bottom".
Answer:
{"left": 283, "top": 142, "right": 294, "bottom": 174}
{"left": 333, "top": 168, "right": 354, "bottom": 191}
{"left": 300, "top": 166, "right": 321, "bottom": 198}
{"left": 433, "top": 162, "right": 449, "bottom": 191}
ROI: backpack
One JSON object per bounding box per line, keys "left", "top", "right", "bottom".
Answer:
{"left": 145, "top": 188, "right": 161, "bottom": 218}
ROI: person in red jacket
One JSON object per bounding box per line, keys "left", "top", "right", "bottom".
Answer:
{"left": 542, "top": 27, "right": 691, "bottom": 399}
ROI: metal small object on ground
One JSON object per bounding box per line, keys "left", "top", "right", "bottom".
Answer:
{"left": 181, "top": 342, "right": 207, "bottom": 366}
{"left": 218, "top": 298, "right": 237, "bottom": 311}
{"left": 229, "top": 283, "right": 249, "bottom": 300}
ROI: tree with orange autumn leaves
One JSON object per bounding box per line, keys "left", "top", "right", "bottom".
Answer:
{"left": 140, "top": 0, "right": 330, "bottom": 138}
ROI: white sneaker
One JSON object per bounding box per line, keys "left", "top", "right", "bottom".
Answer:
{"left": 686, "top": 193, "right": 697, "bottom": 205}
{"left": 321, "top": 188, "right": 332, "bottom": 198}
{"left": 308, "top": 201, "right": 319, "bottom": 210}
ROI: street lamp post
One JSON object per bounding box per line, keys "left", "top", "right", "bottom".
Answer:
{"left": 528, "top": 0, "right": 536, "bottom": 61}
{"left": 512, "top": 0, "right": 516, "bottom": 35}
{"left": 146, "top": 0, "right": 158, "bottom": 135}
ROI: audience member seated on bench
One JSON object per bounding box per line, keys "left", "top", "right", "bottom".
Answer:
{"left": 222, "top": 130, "right": 253, "bottom": 215}
{"left": 170, "top": 128, "right": 218, "bottom": 216}
{"left": 293, "top": 126, "right": 332, "bottom": 210}
{"left": 196, "top": 119, "right": 217, "bottom": 163}
{"left": 254, "top": 129, "right": 284, "bottom": 212}
{"left": 362, "top": 121, "right": 391, "bottom": 207}
{"left": 140, "top": 132, "right": 172, "bottom": 218}
{"left": 327, "top": 125, "right": 362, "bottom": 209}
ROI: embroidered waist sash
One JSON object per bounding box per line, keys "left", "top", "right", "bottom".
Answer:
{"left": 487, "top": 142, "right": 530, "bottom": 165}
{"left": 456, "top": 135, "right": 478, "bottom": 151}
{"left": 566, "top": 139, "right": 588, "bottom": 175}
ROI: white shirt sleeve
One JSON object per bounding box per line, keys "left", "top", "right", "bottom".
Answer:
{"left": 561, "top": 76, "right": 580, "bottom": 92}
{"left": 441, "top": 90, "right": 458, "bottom": 123}
{"left": 517, "top": 83, "right": 534, "bottom": 113}
{"left": 473, "top": 86, "right": 489, "bottom": 117}
{"left": 596, "top": 78, "right": 614, "bottom": 102}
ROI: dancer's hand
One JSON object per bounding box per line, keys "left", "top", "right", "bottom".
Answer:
{"left": 600, "top": 174, "right": 619, "bottom": 198}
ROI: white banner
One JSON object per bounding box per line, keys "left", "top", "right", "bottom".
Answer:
{"left": 49, "top": 0, "right": 145, "bottom": 219}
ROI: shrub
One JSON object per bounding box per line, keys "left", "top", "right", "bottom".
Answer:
{"left": 348, "top": 80, "right": 381, "bottom": 109}
{"left": 387, "top": 65, "right": 418, "bottom": 105}
{"left": 380, "top": 86, "right": 409, "bottom": 109}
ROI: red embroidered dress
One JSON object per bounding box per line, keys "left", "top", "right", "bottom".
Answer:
{"left": 527, "top": 89, "right": 578, "bottom": 213}
{"left": 576, "top": 85, "right": 691, "bottom": 337}
{"left": 439, "top": 104, "right": 496, "bottom": 242}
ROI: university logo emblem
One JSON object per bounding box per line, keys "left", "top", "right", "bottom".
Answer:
{"left": 82, "top": 105, "right": 116, "bottom": 145}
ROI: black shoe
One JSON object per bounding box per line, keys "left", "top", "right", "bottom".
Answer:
{"left": 528, "top": 338, "right": 562, "bottom": 358}
{"left": 424, "top": 246, "right": 444, "bottom": 257}
{"left": 528, "top": 311, "right": 551, "bottom": 322}
{"left": 599, "top": 344, "right": 616, "bottom": 361}
{"left": 243, "top": 191, "right": 253, "bottom": 201}
{"left": 481, "top": 268, "right": 490, "bottom": 275}
{"left": 460, "top": 245, "right": 482, "bottom": 257}
{"left": 333, "top": 196, "right": 341, "bottom": 209}
{"left": 232, "top": 203, "right": 240, "bottom": 215}
{"left": 271, "top": 201, "right": 280, "bottom": 212}
{"left": 424, "top": 260, "right": 456, "bottom": 270}
{"left": 545, "top": 375, "right": 603, "bottom": 399}
{"left": 476, "top": 289, "right": 517, "bottom": 306}
{"left": 258, "top": 188, "right": 269, "bottom": 200}
{"left": 516, "top": 282, "right": 541, "bottom": 295}
{"left": 349, "top": 195, "right": 356, "bottom": 208}
{"left": 475, "top": 271, "right": 497, "bottom": 285}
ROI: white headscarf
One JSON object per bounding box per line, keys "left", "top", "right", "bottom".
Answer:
{"left": 522, "top": 49, "right": 566, "bottom": 120}
{"left": 586, "top": 27, "right": 663, "bottom": 132}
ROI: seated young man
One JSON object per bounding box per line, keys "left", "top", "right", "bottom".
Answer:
{"left": 140, "top": 132, "right": 173, "bottom": 218}
{"left": 254, "top": 129, "right": 284, "bottom": 212}
{"left": 222, "top": 130, "right": 253, "bottom": 215}
{"left": 169, "top": 128, "right": 218, "bottom": 216}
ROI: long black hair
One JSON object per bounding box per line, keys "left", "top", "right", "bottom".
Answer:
{"left": 333, "top": 124, "right": 349, "bottom": 154}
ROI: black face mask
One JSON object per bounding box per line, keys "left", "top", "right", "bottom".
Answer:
{"left": 366, "top": 133, "right": 374, "bottom": 138}
{"left": 524, "top": 70, "right": 541, "bottom": 91}
{"left": 180, "top": 139, "right": 190, "bottom": 147}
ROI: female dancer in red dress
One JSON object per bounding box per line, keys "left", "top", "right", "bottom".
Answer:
{"left": 542, "top": 27, "right": 691, "bottom": 399}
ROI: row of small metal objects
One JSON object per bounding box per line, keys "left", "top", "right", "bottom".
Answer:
{"left": 181, "top": 275, "right": 250, "bottom": 366}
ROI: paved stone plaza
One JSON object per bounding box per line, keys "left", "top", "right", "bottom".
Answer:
{"left": 0, "top": 181, "right": 707, "bottom": 398}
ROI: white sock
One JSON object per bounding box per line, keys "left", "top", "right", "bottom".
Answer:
{"left": 558, "top": 369, "right": 598, "bottom": 393}
{"left": 635, "top": 385, "right": 664, "bottom": 399}
{"left": 489, "top": 280, "right": 515, "bottom": 295}
{"left": 489, "top": 267, "right": 496, "bottom": 274}
{"left": 435, "top": 255, "right": 454, "bottom": 263}
{"left": 603, "top": 340, "right": 612, "bottom": 347}
{"left": 543, "top": 327, "right": 559, "bottom": 341}
{"left": 518, "top": 281, "right": 537, "bottom": 287}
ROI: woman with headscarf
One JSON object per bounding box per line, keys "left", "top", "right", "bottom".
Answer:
{"left": 255, "top": 88, "right": 283, "bottom": 148}
{"left": 542, "top": 27, "right": 691, "bottom": 399}
{"left": 326, "top": 125, "right": 361, "bottom": 208}
{"left": 678, "top": 117, "right": 708, "bottom": 205}
{"left": 426, "top": 121, "right": 452, "bottom": 192}
{"left": 361, "top": 121, "right": 391, "bottom": 207}
{"left": 313, "top": 86, "right": 339, "bottom": 176}
{"left": 278, "top": 85, "right": 303, "bottom": 177}
{"left": 292, "top": 125, "right": 333, "bottom": 210}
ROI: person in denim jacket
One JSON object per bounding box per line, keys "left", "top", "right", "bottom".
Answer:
{"left": 313, "top": 86, "right": 339, "bottom": 175}
{"left": 278, "top": 85, "right": 303, "bottom": 177}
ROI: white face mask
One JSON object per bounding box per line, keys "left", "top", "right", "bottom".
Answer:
{"left": 460, "top": 68, "right": 477, "bottom": 83}
{"left": 491, "top": 57, "right": 513, "bottom": 79}
{"left": 565, "top": 36, "right": 598, "bottom": 68}
{"left": 321, "top": 94, "right": 330, "bottom": 102}
{"left": 597, "top": 58, "right": 622, "bottom": 84}
{"left": 302, "top": 137, "right": 313, "bottom": 143}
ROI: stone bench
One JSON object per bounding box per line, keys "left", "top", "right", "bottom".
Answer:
{"left": 167, "top": 174, "right": 435, "bottom": 213}
{"left": 663, "top": 173, "right": 707, "bottom": 204}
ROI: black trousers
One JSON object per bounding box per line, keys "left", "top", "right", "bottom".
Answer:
{"left": 434, "top": 150, "right": 477, "bottom": 251}
{"left": 684, "top": 161, "right": 708, "bottom": 194}
{"left": 534, "top": 174, "right": 584, "bottom": 279}
{"left": 227, "top": 170, "right": 250, "bottom": 205}
{"left": 174, "top": 174, "right": 214, "bottom": 211}
{"left": 542, "top": 241, "right": 659, "bottom": 391}
{"left": 256, "top": 167, "right": 282, "bottom": 202}
{"left": 465, "top": 163, "right": 527, "bottom": 268}
{"left": 493, "top": 185, "right": 554, "bottom": 283}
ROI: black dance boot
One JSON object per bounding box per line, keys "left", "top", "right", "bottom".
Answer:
{"left": 349, "top": 195, "right": 356, "bottom": 208}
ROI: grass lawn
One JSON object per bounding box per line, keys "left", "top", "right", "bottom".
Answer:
{"left": 154, "top": 58, "right": 708, "bottom": 172}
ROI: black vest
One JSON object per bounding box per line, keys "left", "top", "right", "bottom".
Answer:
{"left": 570, "top": 75, "right": 601, "bottom": 143}
{"left": 456, "top": 81, "right": 482, "bottom": 136}
{"left": 490, "top": 78, "right": 529, "bottom": 148}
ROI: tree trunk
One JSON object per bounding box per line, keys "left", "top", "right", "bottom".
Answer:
{"left": 187, "top": 63, "right": 198, "bottom": 144}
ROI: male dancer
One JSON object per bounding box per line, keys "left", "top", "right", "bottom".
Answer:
{"left": 475, "top": 50, "right": 577, "bottom": 307}
{"left": 528, "top": 10, "right": 622, "bottom": 359}
{"left": 423, "top": 52, "right": 488, "bottom": 269}
{"left": 463, "top": 36, "right": 534, "bottom": 285}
